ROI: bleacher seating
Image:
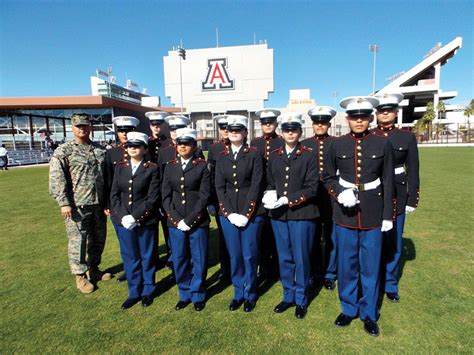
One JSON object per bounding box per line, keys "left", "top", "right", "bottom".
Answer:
{"left": 8, "top": 149, "right": 51, "bottom": 166}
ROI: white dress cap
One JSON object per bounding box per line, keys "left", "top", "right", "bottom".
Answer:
{"left": 145, "top": 111, "right": 170, "bottom": 122}
{"left": 166, "top": 115, "right": 191, "bottom": 128}
{"left": 307, "top": 106, "right": 337, "bottom": 122}
{"left": 279, "top": 112, "right": 303, "bottom": 127}
{"left": 226, "top": 115, "right": 248, "bottom": 129}
{"left": 112, "top": 116, "right": 140, "bottom": 128}
{"left": 375, "top": 92, "right": 404, "bottom": 109}
{"left": 126, "top": 132, "right": 149, "bottom": 146}
{"left": 213, "top": 114, "right": 228, "bottom": 125}
{"left": 255, "top": 108, "right": 281, "bottom": 120}
{"left": 339, "top": 96, "right": 379, "bottom": 116}
{"left": 176, "top": 127, "right": 198, "bottom": 143}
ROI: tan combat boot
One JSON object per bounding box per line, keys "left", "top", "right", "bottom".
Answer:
{"left": 75, "top": 274, "right": 94, "bottom": 294}
{"left": 87, "top": 266, "right": 113, "bottom": 282}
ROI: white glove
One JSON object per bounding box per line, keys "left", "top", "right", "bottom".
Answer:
{"left": 265, "top": 196, "right": 289, "bottom": 210}
{"left": 381, "top": 220, "right": 393, "bottom": 232}
{"left": 337, "top": 189, "right": 359, "bottom": 208}
{"left": 207, "top": 205, "right": 217, "bottom": 216}
{"left": 177, "top": 220, "right": 191, "bottom": 231}
{"left": 227, "top": 213, "right": 241, "bottom": 226}
{"left": 234, "top": 214, "right": 249, "bottom": 227}
{"left": 405, "top": 206, "right": 416, "bottom": 213}
{"left": 121, "top": 215, "right": 137, "bottom": 230}
{"left": 262, "top": 190, "right": 278, "bottom": 205}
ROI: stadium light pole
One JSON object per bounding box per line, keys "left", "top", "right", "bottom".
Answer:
{"left": 369, "top": 44, "right": 379, "bottom": 95}
{"left": 178, "top": 46, "right": 186, "bottom": 114}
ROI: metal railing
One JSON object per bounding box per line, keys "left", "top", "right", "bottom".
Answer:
{"left": 416, "top": 123, "right": 473, "bottom": 144}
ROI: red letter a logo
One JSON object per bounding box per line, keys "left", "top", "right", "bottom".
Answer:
{"left": 202, "top": 58, "right": 234, "bottom": 91}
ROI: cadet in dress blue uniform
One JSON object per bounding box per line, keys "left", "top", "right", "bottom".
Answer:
{"left": 162, "top": 128, "right": 211, "bottom": 312}
{"left": 146, "top": 111, "right": 172, "bottom": 163}
{"left": 264, "top": 112, "right": 319, "bottom": 319}
{"left": 207, "top": 115, "right": 231, "bottom": 280}
{"left": 145, "top": 111, "right": 173, "bottom": 269}
{"left": 301, "top": 106, "right": 338, "bottom": 290}
{"left": 251, "top": 109, "right": 284, "bottom": 280}
{"left": 110, "top": 132, "right": 161, "bottom": 309}
{"left": 215, "top": 115, "right": 265, "bottom": 313}
{"left": 157, "top": 115, "right": 192, "bottom": 266}
{"left": 104, "top": 116, "right": 140, "bottom": 283}
{"left": 324, "top": 96, "right": 395, "bottom": 336}
{"left": 371, "top": 92, "right": 420, "bottom": 303}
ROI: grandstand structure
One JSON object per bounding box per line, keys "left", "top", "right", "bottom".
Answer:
{"left": 0, "top": 95, "right": 178, "bottom": 166}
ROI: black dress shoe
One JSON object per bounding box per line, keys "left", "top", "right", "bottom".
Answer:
{"left": 142, "top": 296, "right": 153, "bottom": 307}
{"left": 121, "top": 297, "right": 140, "bottom": 310}
{"left": 295, "top": 305, "right": 307, "bottom": 319}
{"left": 228, "top": 299, "right": 244, "bottom": 311}
{"left": 364, "top": 320, "right": 380, "bottom": 337}
{"left": 274, "top": 302, "right": 294, "bottom": 313}
{"left": 175, "top": 300, "right": 191, "bottom": 310}
{"left": 117, "top": 273, "right": 127, "bottom": 283}
{"left": 324, "top": 279, "right": 336, "bottom": 290}
{"left": 194, "top": 301, "right": 206, "bottom": 311}
{"left": 386, "top": 292, "right": 400, "bottom": 302}
{"left": 335, "top": 313, "right": 355, "bottom": 327}
{"left": 243, "top": 300, "right": 256, "bottom": 312}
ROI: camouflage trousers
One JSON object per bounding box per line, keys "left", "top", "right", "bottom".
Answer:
{"left": 65, "top": 204, "right": 107, "bottom": 274}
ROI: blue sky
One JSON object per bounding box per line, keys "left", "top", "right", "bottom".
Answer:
{"left": 1, "top": 0, "right": 472, "bottom": 108}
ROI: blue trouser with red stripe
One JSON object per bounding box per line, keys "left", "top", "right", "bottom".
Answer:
{"left": 335, "top": 224, "right": 383, "bottom": 321}
{"left": 117, "top": 224, "right": 156, "bottom": 299}
{"left": 220, "top": 215, "right": 264, "bottom": 302}
{"left": 169, "top": 227, "right": 208, "bottom": 303}
{"left": 271, "top": 219, "right": 315, "bottom": 307}
{"left": 384, "top": 213, "right": 405, "bottom": 294}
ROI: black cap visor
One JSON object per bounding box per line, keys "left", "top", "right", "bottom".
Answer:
{"left": 169, "top": 124, "right": 187, "bottom": 130}
{"left": 376, "top": 104, "right": 399, "bottom": 111}
{"left": 346, "top": 109, "right": 373, "bottom": 117}
{"left": 125, "top": 140, "right": 147, "bottom": 148}
{"left": 260, "top": 117, "right": 277, "bottom": 125}
{"left": 310, "top": 115, "right": 332, "bottom": 123}
{"left": 176, "top": 137, "right": 196, "bottom": 145}
{"left": 281, "top": 122, "right": 302, "bottom": 131}
{"left": 227, "top": 124, "right": 246, "bottom": 132}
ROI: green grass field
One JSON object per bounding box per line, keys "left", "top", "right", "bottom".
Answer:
{"left": 1, "top": 147, "right": 473, "bottom": 353}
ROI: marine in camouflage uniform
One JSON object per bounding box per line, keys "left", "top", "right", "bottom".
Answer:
{"left": 49, "top": 113, "right": 110, "bottom": 292}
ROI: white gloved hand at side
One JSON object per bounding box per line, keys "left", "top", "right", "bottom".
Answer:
{"left": 381, "top": 220, "right": 394, "bottom": 232}
{"left": 405, "top": 206, "right": 416, "bottom": 213}
{"left": 121, "top": 215, "right": 137, "bottom": 230}
{"left": 265, "top": 196, "right": 289, "bottom": 210}
{"left": 337, "top": 189, "right": 359, "bottom": 208}
{"left": 262, "top": 190, "right": 278, "bottom": 206}
{"left": 177, "top": 220, "right": 191, "bottom": 231}
{"left": 233, "top": 214, "right": 249, "bottom": 227}
{"left": 227, "top": 213, "right": 241, "bottom": 226}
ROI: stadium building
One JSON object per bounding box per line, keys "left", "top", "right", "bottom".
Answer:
{"left": 0, "top": 77, "right": 179, "bottom": 165}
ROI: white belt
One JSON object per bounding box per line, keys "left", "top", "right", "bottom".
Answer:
{"left": 339, "top": 177, "right": 381, "bottom": 191}
{"left": 394, "top": 166, "right": 406, "bottom": 175}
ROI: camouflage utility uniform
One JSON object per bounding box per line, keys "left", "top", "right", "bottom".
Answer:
{"left": 49, "top": 140, "right": 107, "bottom": 274}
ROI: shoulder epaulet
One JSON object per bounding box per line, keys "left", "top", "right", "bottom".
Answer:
{"left": 143, "top": 161, "right": 157, "bottom": 168}
{"left": 301, "top": 145, "right": 313, "bottom": 152}
{"left": 270, "top": 147, "right": 283, "bottom": 156}
{"left": 243, "top": 146, "right": 257, "bottom": 153}
{"left": 118, "top": 160, "right": 129, "bottom": 167}
{"left": 166, "top": 159, "right": 178, "bottom": 165}
{"left": 219, "top": 148, "right": 230, "bottom": 156}
{"left": 193, "top": 158, "right": 207, "bottom": 164}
